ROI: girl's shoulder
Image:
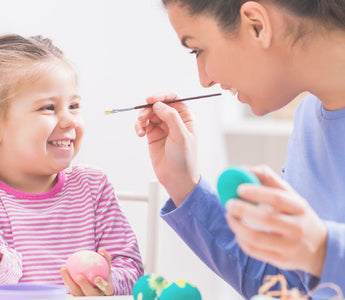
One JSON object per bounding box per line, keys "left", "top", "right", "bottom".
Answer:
{"left": 63, "top": 164, "right": 108, "bottom": 183}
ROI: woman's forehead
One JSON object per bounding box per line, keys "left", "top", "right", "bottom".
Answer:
{"left": 167, "top": 4, "right": 222, "bottom": 44}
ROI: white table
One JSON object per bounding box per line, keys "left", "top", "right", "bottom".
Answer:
{"left": 69, "top": 296, "right": 132, "bottom": 300}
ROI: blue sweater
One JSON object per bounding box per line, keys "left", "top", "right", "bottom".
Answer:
{"left": 161, "top": 94, "right": 345, "bottom": 299}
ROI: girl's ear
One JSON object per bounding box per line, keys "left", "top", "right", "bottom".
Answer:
{"left": 239, "top": 1, "right": 273, "bottom": 49}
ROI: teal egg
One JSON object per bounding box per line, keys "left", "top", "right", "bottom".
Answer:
{"left": 159, "top": 280, "right": 202, "bottom": 300}
{"left": 217, "top": 167, "right": 260, "bottom": 205}
{"left": 132, "top": 274, "right": 168, "bottom": 300}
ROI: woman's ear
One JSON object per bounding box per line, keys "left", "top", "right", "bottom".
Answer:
{"left": 0, "top": 125, "right": 3, "bottom": 144}
{"left": 239, "top": 1, "right": 272, "bottom": 49}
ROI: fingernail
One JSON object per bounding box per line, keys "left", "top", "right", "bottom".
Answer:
{"left": 153, "top": 94, "right": 165, "bottom": 101}
{"left": 225, "top": 201, "right": 232, "bottom": 210}
{"left": 237, "top": 185, "right": 246, "bottom": 195}
{"left": 95, "top": 278, "right": 108, "bottom": 292}
{"left": 154, "top": 101, "right": 165, "bottom": 110}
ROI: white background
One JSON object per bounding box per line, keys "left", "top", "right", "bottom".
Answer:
{"left": 1, "top": 1, "right": 291, "bottom": 299}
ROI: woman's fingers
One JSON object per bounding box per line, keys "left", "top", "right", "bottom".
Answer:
{"left": 237, "top": 184, "right": 307, "bottom": 215}
{"left": 249, "top": 165, "right": 292, "bottom": 190}
{"left": 151, "top": 102, "right": 191, "bottom": 142}
{"left": 135, "top": 91, "right": 177, "bottom": 137}
{"left": 227, "top": 199, "right": 304, "bottom": 237}
{"left": 146, "top": 91, "right": 178, "bottom": 104}
{"left": 227, "top": 214, "right": 304, "bottom": 266}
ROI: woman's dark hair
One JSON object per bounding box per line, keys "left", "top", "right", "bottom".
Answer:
{"left": 162, "top": 0, "right": 345, "bottom": 31}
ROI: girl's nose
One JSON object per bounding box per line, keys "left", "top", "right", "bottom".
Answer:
{"left": 197, "top": 59, "right": 216, "bottom": 88}
{"left": 58, "top": 110, "right": 80, "bottom": 129}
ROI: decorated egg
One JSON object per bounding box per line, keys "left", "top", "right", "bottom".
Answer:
{"left": 65, "top": 250, "right": 109, "bottom": 287}
{"left": 132, "top": 273, "right": 168, "bottom": 300}
{"left": 159, "top": 280, "right": 202, "bottom": 300}
{"left": 217, "top": 166, "right": 260, "bottom": 205}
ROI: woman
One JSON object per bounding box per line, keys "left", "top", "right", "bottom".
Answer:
{"left": 135, "top": 0, "right": 345, "bottom": 298}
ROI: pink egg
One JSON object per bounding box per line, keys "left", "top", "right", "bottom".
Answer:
{"left": 66, "top": 250, "right": 109, "bottom": 286}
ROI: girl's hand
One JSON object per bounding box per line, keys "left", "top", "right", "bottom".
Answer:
{"left": 226, "top": 165, "right": 327, "bottom": 277}
{"left": 61, "top": 248, "right": 114, "bottom": 296}
{"left": 135, "top": 92, "right": 200, "bottom": 206}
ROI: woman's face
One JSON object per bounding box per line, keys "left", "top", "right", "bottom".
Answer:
{"left": 167, "top": 3, "right": 301, "bottom": 115}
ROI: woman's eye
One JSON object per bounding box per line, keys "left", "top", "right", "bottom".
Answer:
{"left": 190, "top": 49, "right": 201, "bottom": 57}
{"left": 69, "top": 103, "right": 80, "bottom": 110}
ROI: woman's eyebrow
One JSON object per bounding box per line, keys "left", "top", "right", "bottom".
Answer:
{"left": 181, "top": 35, "right": 193, "bottom": 48}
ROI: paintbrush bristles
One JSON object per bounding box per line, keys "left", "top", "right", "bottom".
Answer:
{"left": 105, "top": 92, "right": 222, "bottom": 114}
{"left": 104, "top": 110, "right": 115, "bottom": 115}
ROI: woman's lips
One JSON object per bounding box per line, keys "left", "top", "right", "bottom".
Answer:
{"left": 229, "top": 88, "right": 238, "bottom": 96}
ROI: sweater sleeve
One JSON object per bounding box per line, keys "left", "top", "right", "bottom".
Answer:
{"left": 161, "top": 176, "right": 311, "bottom": 299}
{"left": 318, "top": 221, "right": 345, "bottom": 290}
{"left": 94, "top": 175, "right": 144, "bottom": 295}
{"left": 0, "top": 231, "right": 22, "bottom": 283}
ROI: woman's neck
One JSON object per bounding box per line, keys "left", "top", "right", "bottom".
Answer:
{"left": 297, "top": 29, "right": 345, "bottom": 110}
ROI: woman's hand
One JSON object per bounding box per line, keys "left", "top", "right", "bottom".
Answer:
{"left": 61, "top": 248, "right": 114, "bottom": 296}
{"left": 226, "top": 165, "right": 327, "bottom": 277}
{"left": 135, "top": 92, "right": 200, "bottom": 207}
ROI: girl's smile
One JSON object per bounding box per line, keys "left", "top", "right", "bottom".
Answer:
{"left": 0, "top": 61, "right": 84, "bottom": 193}
{"left": 47, "top": 138, "right": 76, "bottom": 157}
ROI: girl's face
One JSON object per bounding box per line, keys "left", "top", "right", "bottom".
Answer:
{"left": 0, "top": 61, "right": 84, "bottom": 177}
{"left": 167, "top": 3, "right": 301, "bottom": 115}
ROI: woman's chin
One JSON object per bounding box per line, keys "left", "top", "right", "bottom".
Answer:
{"left": 249, "top": 105, "right": 271, "bottom": 116}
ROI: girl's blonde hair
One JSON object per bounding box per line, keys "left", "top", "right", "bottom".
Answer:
{"left": 0, "top": 34, "right": 68, "bottom": 119}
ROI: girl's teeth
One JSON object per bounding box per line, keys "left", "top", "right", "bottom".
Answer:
{"left": 51, "top": 141, "right": 71, "bottom": 147}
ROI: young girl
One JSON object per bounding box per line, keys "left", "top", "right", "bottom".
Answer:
{"left": 135, "top": 0, "right": 345, "bottom": 298}
{"left": 0, "top": 34, "right": 143, "bottom": 296}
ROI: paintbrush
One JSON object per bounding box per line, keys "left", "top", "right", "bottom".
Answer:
{"left": 104, "top": 92, "right": 222, "bottom": 114}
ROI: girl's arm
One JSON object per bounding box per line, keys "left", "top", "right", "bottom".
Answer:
{"left": 95, "top": 177, "right": 144, "bottom": 295}
{"left": 0, "top": 232, "right": 22, "bottom": 283}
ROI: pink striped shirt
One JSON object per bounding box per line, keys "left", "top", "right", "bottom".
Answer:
{"left": 0, "top": 165, "right": 144, "bottom": 294}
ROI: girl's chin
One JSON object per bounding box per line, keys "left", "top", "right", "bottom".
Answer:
{"left": 50, "top": 159, "right": 74, "bottom": 173}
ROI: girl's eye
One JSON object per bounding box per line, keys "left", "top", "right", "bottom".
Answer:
{"left": 69, "top": 102, "right": 80, "bottom": 110}
{"left": 40, "top": 104, "right": 55, "bottom": 111}
{"left": 190, "top": 49, "right": 201, "bottom": 57}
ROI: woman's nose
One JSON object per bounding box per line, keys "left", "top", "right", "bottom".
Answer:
{"left": 197, "top": 59, "right": 216, "bottom": 88}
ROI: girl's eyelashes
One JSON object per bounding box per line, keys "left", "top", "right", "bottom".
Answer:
{"left": 69, "top": 102, "right": 80, "bottom": 110}
{"left": 37, "top": 102, "right": 80, "bottom": 112}
{"left": 189, "top": 49, "right": 201, "bottom": 57}
{"left": 39, "top": 104, "right": 55, "bottom": 111}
